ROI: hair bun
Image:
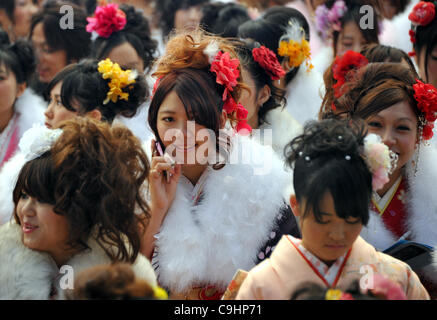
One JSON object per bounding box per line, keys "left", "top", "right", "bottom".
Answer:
{"left": 10, "top": 40, "right": 36, "bottom": 82}
{"left": 285, "top": 118, "right": 367, "bottom": 167}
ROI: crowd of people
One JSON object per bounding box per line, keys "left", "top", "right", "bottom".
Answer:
{"left": 0, "top": 0, "right": 436, "bottom": 301}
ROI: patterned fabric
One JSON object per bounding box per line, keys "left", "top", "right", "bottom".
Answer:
{"left": 257, "top": 205, "right": 300, "bottom": 263}
{"left": 371, "top": 177, "right": 409, "bottom": 239}
{"left": 288, "top": 235, "right": 350, "bottom": 287}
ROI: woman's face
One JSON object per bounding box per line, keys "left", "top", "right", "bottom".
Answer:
{"left": 174, "top": 5, "right": 202, "bottom": 31}
{"left": 44, "top": 81, "right": 77, "bottom": 129}
{"left": 106, "top": 41, "right": 144, "bottom": 73}
{"left": 13, "top": 0, "right": 39, "bottom": 39}
{"left": 0, "top": 64, "right": 23, "bottom": 116}
{"left": 366, "top": 100, "right": 418, "bottom": 176}
{"left": 16, "top": 193, "right": 72, "bottom": 266}
{"left": 336, "top": 21, "right": 369, "bottom": 56}
{"left": 31, "top": 22, "right": 68, "bottom": 83}
{"left": 156, "top": 90, "right": 216, "bottom": 166}
{"left": 418, "top": 45, "right": 437, "bottom": 89}
{"left": 239, "top": 67, "right": 260, "bottom": 129}
{"left": 296, "top": 192, "right": 363, "bottom": 264}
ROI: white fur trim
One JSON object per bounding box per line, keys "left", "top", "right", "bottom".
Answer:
{"left": 0, "top": 222, "right": 157, "bottom": 299}
{"left": 360, "top": 209, "right": 397, "bottom": 251}
{"left": 260, "top": 107, "right": 302, "bottom": 158}
{"left": 15, "top": 89, "right": 46, "bottom": 137}
{"left": 155, "top": 135, "right": 291, "bottom": 292}
{"left": 0, "top": 222, "right": 57, "bottom": 299}
{"left": 0, "top": 152, "right": 26, "bottom": 225}
{"left": 285, "top": 64, "right": 324, "bottom": 126}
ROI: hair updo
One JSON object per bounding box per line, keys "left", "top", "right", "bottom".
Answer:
{"left": 284, "top": 118, "right": 371, "bottom": 225}
{"left": 13, "top": 117, "right": 150, "bottom": 263}
{"left": 0, "top": 29, "right": 35, "bottom": 84}
{"left": 60, "top": 59, "right": 149, "bottom": 123}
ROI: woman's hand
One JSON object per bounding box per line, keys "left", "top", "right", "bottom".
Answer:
{"left": 141, "top": 139, "right": 181, "bottom": 259}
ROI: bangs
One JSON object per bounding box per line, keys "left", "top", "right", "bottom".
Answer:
{"left": 174, "top": 70, "right": 222, "bottom": 132}
{"left": 13, "top": 152, "right": 56, "bottom": 206}
{"left": 302, "top": 158, "right": 371, "bottom": 225}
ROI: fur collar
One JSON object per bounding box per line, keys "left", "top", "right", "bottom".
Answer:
{"left": 15, "top": 88, "right": 46, "bottom": 137}
{"left": 259, "top": 107, "right": 302, "bottom": 157}
{"left": 0, "top": 152, "right": 25, "bottom": 225}
{"left": 154, "top": 135, "right": 292, "bottom": 293}
{"left": 0, "top": 222, "right": 157, "bottom": 299}
{"left": 360, "top": 145, "right": 437, "bottom": 281}
{"left": 285, "top": 64, "right": 324, "bottom": 125}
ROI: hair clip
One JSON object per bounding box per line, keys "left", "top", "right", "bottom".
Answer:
{"left": 345, "top": 155, "right": 351, "bottom": 161}
{"left": 299, "top": 151, "right": 303, "bottom": 157}
{"left": 338, "top": 135, "right": 343, "bottom": 140}
{"left": 305, "top": 156, "right": 311, "bottom": 162}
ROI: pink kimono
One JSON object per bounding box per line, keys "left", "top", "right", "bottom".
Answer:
{"left": 236, "top": 235, "right": 429, "bottom": 300}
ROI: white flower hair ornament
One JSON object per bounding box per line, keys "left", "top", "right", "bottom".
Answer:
{"left": 19, "top": 124, "right": 63, "bottom": 162}
{"left": 361, "top": 134, "right": 398, "bottom": 191}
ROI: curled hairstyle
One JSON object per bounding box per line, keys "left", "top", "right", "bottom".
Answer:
{"left": 149, "top": 31, "right": 244, "bottom": 160}
{"left": 90, "top": 4, "right": 157, "bottom": 73}
{"left": 29, "top": 1, "right": 91, "bottom": 64}
{"left": 319, "top": 45, "right": 418, "bottom": 119}
{"left": 13, "top": 118, "right": 150, "bottom": 263}
{"left": 60, "top": 59, "right": 149, "bottom": 123}
{"left": 66, "top": 263, "right": 157, "bottom": 300}
{"left": 0, "top": 30, "right": 35, "bottom": 84}
{"left": 238, "top": 6, "right": 310, "bottom": 85}
{"left": 234, "top": 39, "right": 286, "bottom": 125}
{"left": 411, "top": 0, "right": 437, "bottom": 82}
{"left": 334, "top": 63, "right": 420, "bottom": 121}
{"left": 284, "top": 118, "right": 371, "bottom": 225}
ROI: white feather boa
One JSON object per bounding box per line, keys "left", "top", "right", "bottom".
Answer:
{"left": 0, "top": 222, "right": 157, "bottom": 299}
{"left": 360, "top": 145, "right": 437, "bottom": 281}
{"left": 152, "top": 135, "right": 292, "bottom": 293}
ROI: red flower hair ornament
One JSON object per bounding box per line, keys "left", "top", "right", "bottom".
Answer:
{"left": 332, "top": 50, "right": 368, "bottom": 98}
{"left": 252, "top": 45, "right": 286, "bottom": 80}
{"left": 413, "top": 79, "right": 437, "bottom": 140}
{"left": 86, "top": 3, "right": 127, "bottom": 38}
{"left": 408, "top": 1, "right": 436, "bottom": 26}
{"left": 210, "top": 50, "right": 252, "bottom": 135}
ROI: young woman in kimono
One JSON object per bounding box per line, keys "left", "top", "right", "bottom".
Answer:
{"left": 0, "top": 118, "right": 157, "bottom": 299}
{"left": 0, "top": 31, "right": 45, "bottom": 170}
{"left": 236, "top": 119, "right": 429, "bottom": 300}
{"left": 328, "top": 62, "right": 437, "bottom": 298}
{"left": 0, "top": 58, "right": 149, "bottom": 224}
{"left": 238, "top": 6, "right": 324, "bottom": 126}
{"left": 142, "top": 30, "right": 299, "bottom": 300}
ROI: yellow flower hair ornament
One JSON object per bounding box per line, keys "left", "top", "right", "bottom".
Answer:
{"left": 277, "top": 18, "right": 313, "bottom": 72}
{"left": 97, "top": 58, "right": 138, "bottom": 104}
{"left": 325, "top": 288, "right": 354, "bottom": 300}
{"left": 153, "top": 286, "right": 168, "bottom": 300}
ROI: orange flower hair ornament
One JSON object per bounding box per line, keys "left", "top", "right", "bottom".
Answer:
{"left": 277, "top": 18, "right": 313, "bottom": 72}
{"left": 97, "top": 58, "right": 137, "bottom": 104}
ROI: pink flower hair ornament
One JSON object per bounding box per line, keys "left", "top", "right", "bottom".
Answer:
{"left": 86, "top": 3, "right": 127, "bottom": 38}
{"left": 362, "top": 134, "right": 398, "bottom": 191}
{"left": 315, "top": 0, "right": 347, "bottom": 41}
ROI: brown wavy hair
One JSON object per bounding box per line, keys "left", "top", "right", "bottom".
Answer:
{"left": 319, "top": 45, "right": 419, "bottom": 120}
{"left": 13, "top": 117, "right": 150, "bottom": 263}
{"left": 148, "top": 30, "right": 246, "bottom": 167}
{"left": 332, "top": 63, "right": 421, "bottom": 122}
{"left": 66, "top": 263, "right": 157, "bottom": 300}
